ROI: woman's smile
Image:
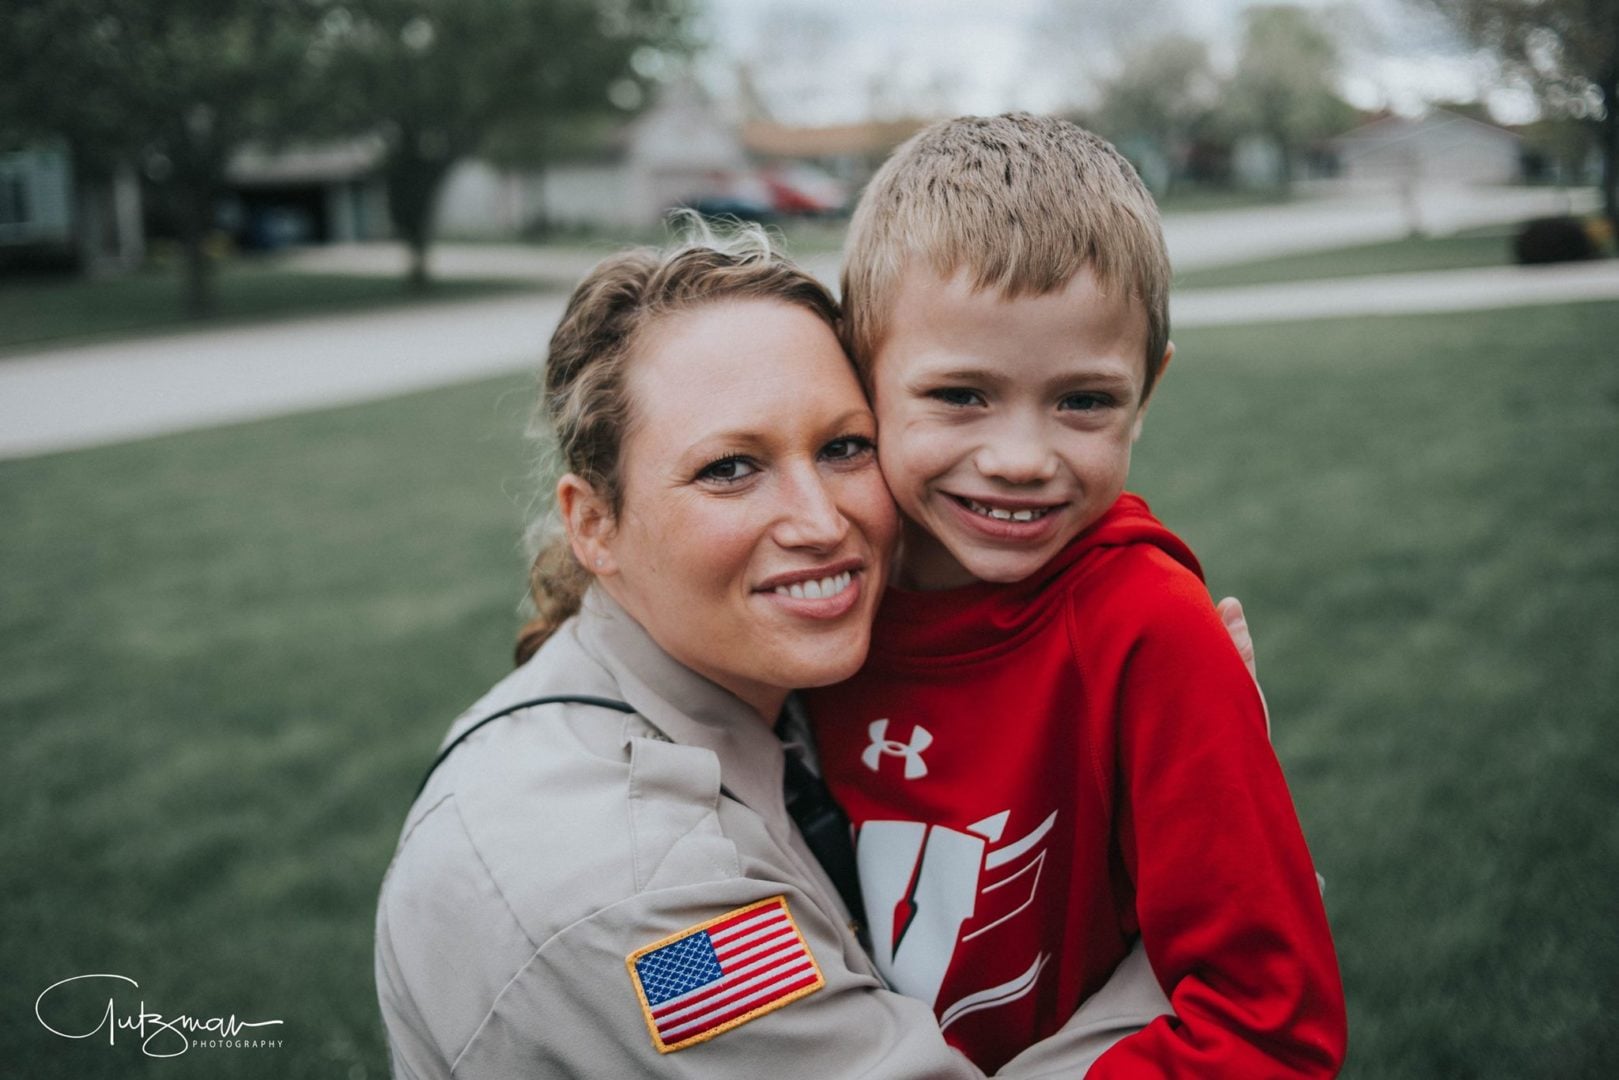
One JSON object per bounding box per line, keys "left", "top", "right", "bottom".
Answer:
{"left": 756, "top": 558, "right": 867, "bottom": 618}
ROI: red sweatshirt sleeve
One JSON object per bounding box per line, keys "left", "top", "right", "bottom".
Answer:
{"left": 1087, "top": 562, "right": 1347, "bottom": 1077}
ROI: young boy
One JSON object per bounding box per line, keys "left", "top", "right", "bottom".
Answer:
{"left": 805, "top": 114, "right": 1347, "bottom": 1074}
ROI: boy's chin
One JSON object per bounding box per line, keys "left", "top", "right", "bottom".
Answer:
{"left": 952, "top": 547, "right": 1054, "bottom": 585}
{"left": 902, "top": 537, "right": 1057, "bottom": 589}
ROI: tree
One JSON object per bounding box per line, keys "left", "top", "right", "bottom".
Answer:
{"left": 324, "top": 0, "right": 692, "bottom": 289}
{"left": 1094, "top": 34, "right": 1220, "bottom": 193}
{"left": 1420, "top": 0, "right": 1619, "bottom": 230}
{"left": 0, "top": 0, "right": 322, "bottom": 316}
{"left": 1224, "top": 5, "right": 1355, "bottom": 189}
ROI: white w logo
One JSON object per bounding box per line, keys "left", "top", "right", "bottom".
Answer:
{"left": 860, "top": 719, "right": 933, "bottom": 780}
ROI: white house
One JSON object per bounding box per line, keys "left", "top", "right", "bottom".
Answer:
{"left": 437, "top": 78, "right": 751, "bottom": 237}
{"left": 1331, "top": 110, "right": 1523, "bottom": 187}
{"left": 1, "top": 141, "right": 144, "bottom": 271}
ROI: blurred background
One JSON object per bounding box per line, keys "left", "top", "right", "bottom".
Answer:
{"left": 2, "top": 1, "right": 1615, "bottom": 1077}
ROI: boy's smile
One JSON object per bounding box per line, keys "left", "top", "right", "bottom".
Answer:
{"left": 871, "top": 266, "right": 1170, "bottom": 590}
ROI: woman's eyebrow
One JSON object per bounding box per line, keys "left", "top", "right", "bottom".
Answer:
{"left": 695, "top": 408, "right": 874, "bottom": 447}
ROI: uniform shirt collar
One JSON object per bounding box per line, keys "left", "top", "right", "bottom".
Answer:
{"left": 574, "top": 588, "right": 789, "bottom": 824}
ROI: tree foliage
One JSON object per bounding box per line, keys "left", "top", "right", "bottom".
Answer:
{"left": 0, "top": 0, "right": 693, "bottom": 303}
{"left": 0, "top": 0, "right": 322, "bottom": 314}
{"left": 1224, "top": 4, "right": 1355, "bottom": 187}
{"left": 321, "top": 0, "right": 693, "bottom": 286}
{"left": 1094, "top": 34, "right": 1220, "bottom": 190}
{"left": 1420, "top": 0, "right": 1619, "bottom": 227}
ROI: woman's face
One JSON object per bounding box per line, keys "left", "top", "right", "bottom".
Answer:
{"left": 595, "top": 298, "right": 898, "bottom": 718}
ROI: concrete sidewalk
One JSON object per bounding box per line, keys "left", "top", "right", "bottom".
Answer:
{"left": 3, "top": 259, "right": 1617, "bottom": 462}
{"left": 1171, "top": 260, "right": 1619, "bottom": 328}
{"left": 0, "top": 292, "right": 567, "bottom": 460}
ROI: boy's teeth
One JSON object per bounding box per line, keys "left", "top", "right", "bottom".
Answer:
{"left": 965, "top": 499, "right": 1047, "bottom": 522}
{"left": 774, "top": 571, "right": 852, "bottom": 600}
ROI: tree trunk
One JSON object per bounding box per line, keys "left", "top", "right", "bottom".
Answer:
{"left": 177, "top": 181, "right": 216, "bottom": 319}
{"left": 1273, "top": 134, "right": 1295, "bottom": 195}
{"left": 1602, "top": 74, "right": 1618, "bottom": 237}
{"left": 406, "top": 231, "right": 431, "bottom": 291}
{"left": 386, "top": 139, "right": 455, "bottom": 292}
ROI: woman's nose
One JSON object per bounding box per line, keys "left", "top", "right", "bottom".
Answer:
{"left": 774, "top": 467, "right": 850, "bottom": 551}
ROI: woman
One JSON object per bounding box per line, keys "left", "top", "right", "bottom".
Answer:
{"left": 374, "top": 231, "right": 1171, "bottom": 1077}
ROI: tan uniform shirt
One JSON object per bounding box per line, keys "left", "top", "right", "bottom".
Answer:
{"left": 375, "top": 590, "right": 1168, "bottom": 1077}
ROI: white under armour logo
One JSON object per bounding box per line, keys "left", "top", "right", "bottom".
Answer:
{"left": 861, "top": 719, "right": 933, "bottom": 779}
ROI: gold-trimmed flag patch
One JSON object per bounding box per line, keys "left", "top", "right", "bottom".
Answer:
{"left": 626, "top": 896, "right": 824, "bottom": 1053}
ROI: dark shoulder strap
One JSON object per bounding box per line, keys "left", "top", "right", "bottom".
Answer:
{"left": 415, "top": 694, "right": 636, "bottom": 798}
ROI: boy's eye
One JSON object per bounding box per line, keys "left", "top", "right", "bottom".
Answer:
{"left": 929, "top": 387, "right": 985, "bottom": 407}
{"left": 696, "top": 455, "right": 757, "bottom": 484}
{"left": 821, "top": 435, "right": 876, "bottom": 463}
{"left": 1059, "top": 392, "right": 1113, "bottom": 412}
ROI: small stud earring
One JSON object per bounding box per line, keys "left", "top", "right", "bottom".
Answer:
{"left": 594, "top": 557, "right": 605, "bottom": 569}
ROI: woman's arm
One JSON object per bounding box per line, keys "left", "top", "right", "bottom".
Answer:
{"left": 428, "top": 877, "right": 1179, "bottom": 1079}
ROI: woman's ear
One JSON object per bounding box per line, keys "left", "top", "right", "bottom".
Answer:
{"left": 556, "top": 473, "right": 618, "bottom": 576}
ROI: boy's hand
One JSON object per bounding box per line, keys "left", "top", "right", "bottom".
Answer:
{"left": 1216, "top": 597, "right": 1270, "bottom": 738}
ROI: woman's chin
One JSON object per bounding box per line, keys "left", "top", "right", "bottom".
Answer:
{"left": 783, "top": 633, "right": 872, "bottom": 690}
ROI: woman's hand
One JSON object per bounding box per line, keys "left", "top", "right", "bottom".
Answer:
{"left": 1215, "top": 597, "right": 1256, "bottom": 678}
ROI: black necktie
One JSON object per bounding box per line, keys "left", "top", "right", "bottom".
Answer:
{"left": 777, "top": 719, "right": 869, "bottom": 948}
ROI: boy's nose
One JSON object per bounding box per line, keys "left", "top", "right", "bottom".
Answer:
{"left": 974, "top": 432, "right": 1058, "bottom": 485}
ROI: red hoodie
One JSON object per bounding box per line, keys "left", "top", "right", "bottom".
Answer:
{"left": 806, "top": 493, "right": 1346, "bottom": 1075}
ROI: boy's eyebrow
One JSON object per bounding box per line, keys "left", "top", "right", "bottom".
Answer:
{"left": 902, "top": 364, "right": 1016, "bottom": 388}
{"left": 909, "top": 364, "right": 1139, "bottom": 391}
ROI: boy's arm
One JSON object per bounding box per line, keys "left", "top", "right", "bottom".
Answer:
{"left": 1090, "top": 578, "right": 1347, "bottom": 1077}
{"left": 996, "top": 595, "right": 1267, "bottom": 1077}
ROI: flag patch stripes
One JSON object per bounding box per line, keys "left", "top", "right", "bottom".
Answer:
{"left": 626, "top": 896, "right": 824, "bottom": 1053}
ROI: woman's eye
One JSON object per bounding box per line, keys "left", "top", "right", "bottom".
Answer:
{"left": 930, "top": 387, "right": 985, "bottom": 407}
{"left": 822, "top": 435, "right": 876, "bottom": 462}
{"left": 697, "top": 456, "right": 757, "bottom": 483}
{"left": 1059, "top": 392, "right": 1112, "bottom": 412}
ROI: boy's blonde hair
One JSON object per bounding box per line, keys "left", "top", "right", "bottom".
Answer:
{"left": 841, "top": 113, "right": 1172, "bottom": 397}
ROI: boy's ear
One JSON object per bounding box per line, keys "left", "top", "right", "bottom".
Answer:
{"left": 556, "top": 473, "right": 618, "bottom": 576}
{"left": 1133, "top": 341, "right": 1175, "bottom": 441}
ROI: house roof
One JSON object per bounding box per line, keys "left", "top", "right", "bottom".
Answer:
{"left": 740, "top": 118, "right": 929, "bottom": 160}
{"left": 1331, "top": 108, "right": 1521, "bottom": 148}
{"left": 227, "top": 138, "right": 385, "bottom": 185}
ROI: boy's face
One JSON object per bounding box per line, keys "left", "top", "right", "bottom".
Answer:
{"left": 870, "top": 266, "right": 1167, "bottom": 590}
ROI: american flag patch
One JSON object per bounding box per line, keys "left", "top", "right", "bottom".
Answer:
{"left": 626, "top": 896, "right": 824, "bottom": 1053}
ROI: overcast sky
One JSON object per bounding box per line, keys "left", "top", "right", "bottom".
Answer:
{"left": 693, "top": 0, "right": 1536, "bottom": 125}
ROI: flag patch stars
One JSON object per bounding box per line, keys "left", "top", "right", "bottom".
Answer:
{"left": 627, "top": 896, "right": 824, "bottom": 1053}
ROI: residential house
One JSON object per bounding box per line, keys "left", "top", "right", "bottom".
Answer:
{"left": 1, "top": 141, "right": 143, "bottom": 271}
{"left": 1331, "top": 109, "right": 1523, "bottom": 187}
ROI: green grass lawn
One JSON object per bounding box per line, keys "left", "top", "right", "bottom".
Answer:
{"left": 1174, "top": 225, "right": 1522, "bottom": 290}
{"left": 2, "top": 301, "right": 1616, "bottom": 1076}
{"left": 1134, "top": 301, "right": 1619, "bottom": 1076}
{"left": 0, "top": 262, "right": 533, "bottom": 355}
